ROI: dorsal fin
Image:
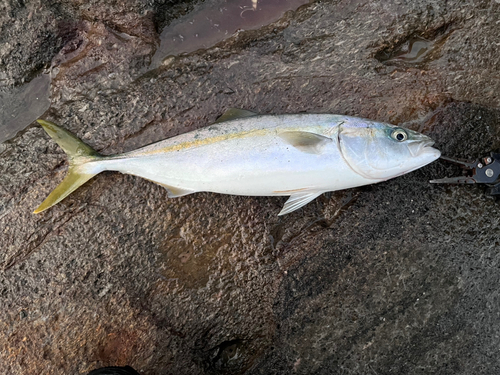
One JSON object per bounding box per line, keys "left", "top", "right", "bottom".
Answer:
{"left": 278, "top": 131, "right": 332, "bottom": 154}
{"left": 214, "top": 108, "right": 258, "bottom": 124}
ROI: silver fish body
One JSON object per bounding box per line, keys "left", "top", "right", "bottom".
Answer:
{"left": 35, "top": 111, "right": 440, "bottom": 215}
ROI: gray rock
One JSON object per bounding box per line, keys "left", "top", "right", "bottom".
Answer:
{"left": 1, "top": 0, "right": 500, "bottom": 374}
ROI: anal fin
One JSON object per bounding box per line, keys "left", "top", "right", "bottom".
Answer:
{"left": 144, "top": 178, "right": 195, "bottom": 198}
{"left": 278, "top": 190, "right": 324, "bottom": 216}
{"left": 162, "top": 184, "right": 195, "bottom": 198}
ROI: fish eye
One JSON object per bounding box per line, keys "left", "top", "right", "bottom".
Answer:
{"left": 391, "top": 129, "right": 408, "bottom": 142}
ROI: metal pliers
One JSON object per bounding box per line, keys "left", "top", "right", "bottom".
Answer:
{"left": 430, "top": 152, "right": 500, "bottom": 195}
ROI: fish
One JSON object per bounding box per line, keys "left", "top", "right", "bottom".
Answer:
{"left": 34, "top": 109, "right": 440, "bottom": 215}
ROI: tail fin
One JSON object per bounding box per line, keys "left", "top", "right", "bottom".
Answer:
{"left": 34, "top": 119, "right": 102, "bottom": 214}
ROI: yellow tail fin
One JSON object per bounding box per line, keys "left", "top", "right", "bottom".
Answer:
{"left": 34, "top": 120, "right": 102, "bottom": 214}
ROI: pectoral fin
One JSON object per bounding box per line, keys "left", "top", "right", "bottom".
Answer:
{"left": 278, "top": 190, "right": 325, "bottom": 216}
{"left": 278, "top": 131, "right": 332, "bottom": 154}
{"left": 214, "top": 108, "right": 258, "bottom": 123}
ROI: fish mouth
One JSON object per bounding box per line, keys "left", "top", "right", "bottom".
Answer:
{"left": 423, "top": 140, "right": 435, "bottom": 148}
{"left": 408, "top": 139, "right": 437, "bottom": 157}
{"left": 398, "top": 139, "right": 440, "bottom": 176}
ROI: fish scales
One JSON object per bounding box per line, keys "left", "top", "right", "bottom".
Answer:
{"left": 100, "top": 114, "right": 359, "bottom": 196}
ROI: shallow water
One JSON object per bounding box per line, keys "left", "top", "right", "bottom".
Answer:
{"left": 151, "top": 0, "right": 310, "bottom": 68}
{"left": 375, "top": 31, "right": 452, "bottom": 68}
{"left": 389, "top": 37, "right": 432, "bottom": 63}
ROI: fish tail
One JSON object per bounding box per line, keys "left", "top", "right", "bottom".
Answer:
{"left": 34, "top": 119, "right": 104, "bottom": 214}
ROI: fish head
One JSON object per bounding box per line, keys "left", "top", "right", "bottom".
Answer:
{"left": 338, "top": 120, "right": 440, "bottom": 180}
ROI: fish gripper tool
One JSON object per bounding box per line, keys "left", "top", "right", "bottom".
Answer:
{"left": 430, "top": 152, "right": 500, "bottom": 195}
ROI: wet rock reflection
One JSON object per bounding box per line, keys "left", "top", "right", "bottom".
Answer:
{"left": 381, "top": 36, "right": 433, "bottom": 63}
{"left": 375, "top": 24, "right": 454, "bottom": 68}
{"left": 0, "top": 72, "right": 51, "bottom": 143}
{"left": 151, "top": 0, "right": 310, "bottom": 68}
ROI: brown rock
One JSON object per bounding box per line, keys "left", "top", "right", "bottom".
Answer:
{"left": 1, "top": 0, "right": 500, "bottom": 374}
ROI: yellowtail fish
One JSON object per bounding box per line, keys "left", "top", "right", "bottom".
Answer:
{"left": 34, "top": 109, "right": 440, "bottom": 215}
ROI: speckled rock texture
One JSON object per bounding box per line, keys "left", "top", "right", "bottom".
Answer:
{"left": 1, "top": 0, "right": 500, "bottom": 374}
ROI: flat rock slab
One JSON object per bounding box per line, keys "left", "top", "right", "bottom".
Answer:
{"left": 1, "top": 0, "right": 500, "bottom": 374}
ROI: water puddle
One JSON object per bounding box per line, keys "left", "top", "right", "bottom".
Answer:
{"left": 387, "top": 37, "right": 432, "bottom": 63}
{"left": 0, "top": 72, "right": 51, "bottom": 143}
{"left": 379, "top": 37, "right": 434, "bottom": 64}
{"left": 151, "top": 0, "right": 310, "bottom": 68}
{"left": 375, "top": 28, "right": 453, "bottom": 67}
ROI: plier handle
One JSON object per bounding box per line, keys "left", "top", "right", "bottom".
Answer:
{"left": 430, "top": 152, "right": 500, "bottom": 195}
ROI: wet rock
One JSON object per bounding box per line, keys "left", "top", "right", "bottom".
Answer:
{"left": 0, "top": 0, "right": 199, "bottom": 142}
{"left": 1, "top": 0, "right": 500, "bottom": 374}
{"left": 0, "top": 0, "right": 154, "bottom": 88}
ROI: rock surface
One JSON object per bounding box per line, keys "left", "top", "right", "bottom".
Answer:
{"left": 1, "top": 0, "right": 500, "bottom": 374}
